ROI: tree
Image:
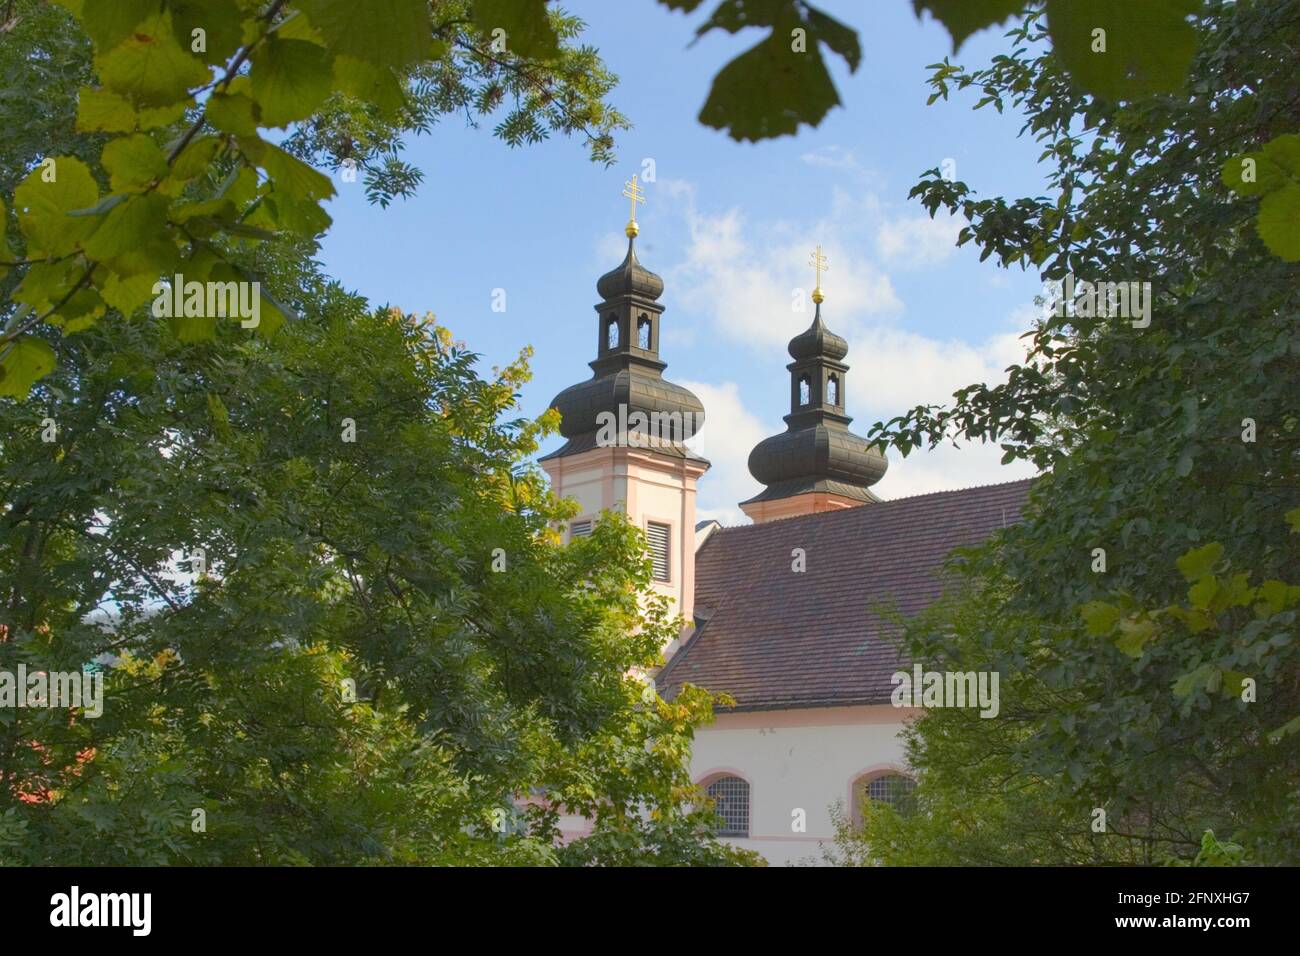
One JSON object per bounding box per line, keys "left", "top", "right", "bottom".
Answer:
{"left": 0, "top": 0, "right": 755, "bottom": 866}
{"left": 857, "top": 0, "right": 1299, "bottom": 864}
{"left": 4, "top": 0, "right": 1265, "bottom": 396}
{"left": 657, "top": 0, "right": 1206, "bottom": 141}
{"left": 0, "top": 0, "right": 627, "bottom": 392}
{"left": 0, "top": 276, "right": 754, "bottom": 864}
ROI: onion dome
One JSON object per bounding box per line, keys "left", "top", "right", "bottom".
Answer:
{"left": 542, "top": 224, "right": 705, "bottom": 461}
{"left": 787, "top": 313, "right": 847, "bottom": 361}
{"left": 596, "top": 242, "right": 665, "bottom": 302}
{"left": 742, "top": 286, "right": 887, "bottom": 507}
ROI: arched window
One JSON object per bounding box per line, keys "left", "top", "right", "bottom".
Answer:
{"left": 854, "top": 772, "right": 916, "bottom": 823}
{"left": 637, "top": 315, "right": 651, "bottom": 349}
{"left": 798, "top": 374, "right": 811, "bottom": 406}
{"left": 606, "top": 316, "right": 619, "bottom": 349}
{"left": 827, "top": 373, "right": 839, "bottom": 406}
{"left": 705, "top": 776, "right": 750, "bottom": 837}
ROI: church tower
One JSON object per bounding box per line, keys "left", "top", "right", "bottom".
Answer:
{"left": 540, "top": 176, "right": 709, "bottom": 626}
{"left": 741, "top": 247, "right": 887, "bottom": 523}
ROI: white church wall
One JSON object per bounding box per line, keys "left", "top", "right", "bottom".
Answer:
{"left": 690, "top": 704, "right": 916, "bottom": 866}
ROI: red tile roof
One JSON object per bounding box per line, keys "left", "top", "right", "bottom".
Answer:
{"left": 657, "top": 479, "right": 1034, "bottom": 711}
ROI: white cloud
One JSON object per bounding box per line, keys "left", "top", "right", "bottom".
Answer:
{"left": 800, "top": 145, "right": 858, "bottom": 169}
{"left": 847, "top": 316, "right": 1031, "bottom": 419}
{"left": 872, "top": 443, "right": 1037, "bottom": 501}
{"left": 660, "top": 179, "right": 901, "bottom": 351}
{"left": 596, "top": 230, "right": 629, "bottom": 265}
{"left": 876, "top": 212, "right": 966, "bottom": 268}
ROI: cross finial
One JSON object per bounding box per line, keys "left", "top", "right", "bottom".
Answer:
{"left": 622, "top": 174, "right": 646, "bottom": 238}
{"left": 809, "top": 245, "right": 828, "bottom": 303}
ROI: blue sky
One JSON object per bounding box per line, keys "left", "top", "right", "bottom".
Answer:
{"left": 315, "top": 1, "right": 1046, "bottom": 523}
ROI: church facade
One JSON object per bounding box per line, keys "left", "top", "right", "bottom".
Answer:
{"left": 540, "top": 188, "right": 1030, "bottom": 864}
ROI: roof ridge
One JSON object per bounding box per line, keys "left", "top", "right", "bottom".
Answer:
{"left": 709, "top": 476, "right": 1036, "bottom": 532}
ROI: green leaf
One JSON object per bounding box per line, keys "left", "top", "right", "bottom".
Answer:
{"left": 102, "top": 134, "right": 170, "bottom": 192}
{"left": 912, "top": 0, "right": 1025, "bottom": 51}
{"left": 1080, "top": 600, "right": 1120, "bottom": 636}
{"left": 1175, "top": 542, "right": 1223, "bottom": 581}
{"left": 169, "top": 311, "right": 217, "bottom": 342}
{"left": 333, "top": 56, "right": 406, "bottom": 112}
{"left": 1256, "top": 183, "right": 1300, "bottom": 261}
{"left": 138, "top": 99, "right": 193, "bottom": 130}
{"left": 205, "top": 92, "right": 260, "bottom": 136}
{"left": 99, "top": 271, "right": 161, "bottom": 317}
{"left": 167, "top": 0, "right": 246, "bottom": 65}
{"left": 172, "top": 198, "right": 236, "bottom": 224}
{"left": 12, "top": 260, "right": 79, "bottom": 312}
{"left": 259, "top": 191, "right": 333, "bottom": 238}
{"left": 471, "top": 0, "right": 559, "bottom": 60}
{"left": 168, "top": 136, "right": 224, "bottom": 186}
{"left": 250, "top": 38, "right": 334, "bottom": 128}
{"left": 1164, "top": 605, "right": 1216, "bottom": 634}
{"left": 1254, "top": 580, "right": 1291, "bottom": 616}
{"left": 1187, "top": 574, "right": 1217, "bottom": 610}
{"left": 82, "top": 193, "right": 170, "bottom": 265}
{"left": 0, "top": 337, "right": 57, "bottom": 398}
{"left": 254, "top": 285, "right": 293, "bottom": 337}
{"left": 299, "top": 0, "right": 432, "bottom": 68}
{"left": 238, "top": 137, "right": 336, "bottom": 203}
{"left": 76, "top": 88, "right": 137, "bottom": 133}
{"left": 1262, "top": 132, "right": 1300, "bottom": 177}
{"left": 1172, "top": 662, "right": 1213, "bottom": 698}
{"left": 698, "top": 30, "right": 839, "bottom": 142}
{"left": 79, "top": 0, "right": 156, "bottom": 51}
{"left": 1044, "top": 0, "right": 1199, "bottom": 100}
{"left": 275, "top": 9, "right": 327, "bottom": 45}
{"left": 48, "top": 286, "right": 107, "bottom": 333}
{"left": 1114, "top": 616, "right": 1157, "bottom": 658}
{"left": 95, "top": 13, "right": 212, "bottom": 107}
{"left": 1220, "top": 572, "right": 1254, "bottom": 609}
{"left": 1221, "top": 672, "right": 1250, "bottom": 697}
{"left": 1221, "top": 152, "right": 1280, "bottom": 197}
{"left": 13, "top": 157, "right": 100, "bottom": 257}
{"left": 805, "top": 5, "right": 862, "bottom": 72}
{"left": 1286, "top": 507, "right": 1300, "bottom": 533}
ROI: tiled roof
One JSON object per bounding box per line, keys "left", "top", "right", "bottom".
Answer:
{"left": 657, "top": 479, "right": 1034, "bottom": 711}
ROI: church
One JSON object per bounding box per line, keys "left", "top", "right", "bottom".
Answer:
{"left": 540, "top": 180, "right": 1031, "bottom": 865}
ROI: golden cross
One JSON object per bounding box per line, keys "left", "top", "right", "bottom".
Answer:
{"left": 809, "top": 245, "right": 828, "bottom": 303}
{"left": 622, "top": 174, "right": 646, "bottom": 237}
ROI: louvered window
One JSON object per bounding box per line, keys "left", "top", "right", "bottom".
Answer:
{"left": 570, "top": 519, "right": 593, "bottom": 539}
{"left": 646, "top": 522, "right": 670, "bottom": 582}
